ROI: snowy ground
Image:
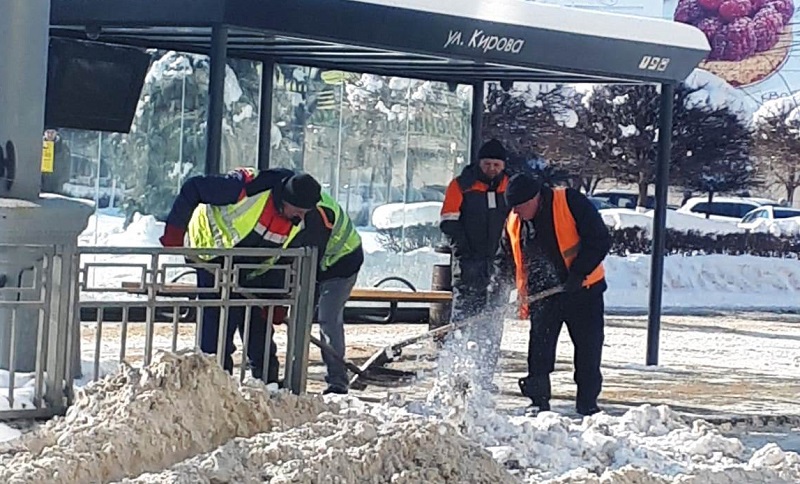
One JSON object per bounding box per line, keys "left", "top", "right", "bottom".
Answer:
{"left": 2, "top": 210, "right": 800, "bottom": 480}
{"left": 1, "top": 312, "right": 799, "bottom": 482}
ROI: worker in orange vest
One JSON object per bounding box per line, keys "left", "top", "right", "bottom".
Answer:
{"left": 489, "top": 172, "right": 611, "bottom": 416}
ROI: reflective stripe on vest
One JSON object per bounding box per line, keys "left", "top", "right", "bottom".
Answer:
{"left": 318, "top": 192, "right": 361, "bottom": 271}
{"left": 506, "top": 187, "right": 605, "bottom": 318}
{"left": 187, "top": 190, "right": 295, "bottom": 261}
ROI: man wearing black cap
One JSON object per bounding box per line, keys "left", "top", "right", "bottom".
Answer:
{"left": 440, "top": 139, "right": 510, "bottom": 391}
{"left": 159, "top": 167, "right": 322, "bottom": 384}
{"left": 489, "top": 172, "right": 611, "bottom": 416}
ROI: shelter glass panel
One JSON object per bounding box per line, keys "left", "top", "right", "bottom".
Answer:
{"left": 269, "top": 66, "right": 473, "bottom": 290}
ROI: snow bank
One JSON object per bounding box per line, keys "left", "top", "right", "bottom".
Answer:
{"left": 0, "top": 351, "right": 512, "bottom": 484}
{"left": 0, "top": 351, "right": 336, "bottom": 483}
{"left": 605, "top": 254, "right": 800, "bottom": 310}
{"left": 683, "top": 69, "right": 758, "bottom": 123}
{"left": 2, "top": 352, "right": 799, "bottom": 483}
{"left": 0, "top": 424, "right": 20, "bottom": 444}
{"left": 74, "top": 212, "right": 800, "bottom": 310}
{"left": 371, "top": 201, "right": 442, "bottom": 230}
{"left": 600, "top": 208, "right": 742, "bottom": 235}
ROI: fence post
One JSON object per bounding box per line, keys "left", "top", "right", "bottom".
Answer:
{"left": 285, "top": 247, "right": 317, "bottom": 395}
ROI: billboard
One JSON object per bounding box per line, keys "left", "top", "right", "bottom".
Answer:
{"left": 667, "top": 0, "right": 799, "bottom": 104}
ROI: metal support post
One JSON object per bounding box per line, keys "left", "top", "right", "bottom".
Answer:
{"left": 257, "top": 59, "right": 275, "bottom": 171}
{"left": 470, "top": 81, "right": 484, "bottom": 163}
{"left": 205, "top": 24, "right": 228, "bottom": 175}
{"left": 646, "top": 83, "right": 674, "bottom": 366}
{"left": 285, "top": 247, "right": 317, "bottom": 394}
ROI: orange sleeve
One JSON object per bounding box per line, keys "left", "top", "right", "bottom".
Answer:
{"left": 440, "top": 179, "right": 463, "bottom": 222}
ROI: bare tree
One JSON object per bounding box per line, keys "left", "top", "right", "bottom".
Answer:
{"left": 752, "top": 98, "right": 800, "bottom": 204}
{"left": 577, "top": 83, "right": 754, "bottom": 207}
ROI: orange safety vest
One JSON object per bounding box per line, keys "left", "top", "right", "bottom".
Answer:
{"left": 506, "top": 187, "right": 605, "bottom": 318}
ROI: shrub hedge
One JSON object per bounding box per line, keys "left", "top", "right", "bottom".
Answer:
{"left": 376, "top": 224, "right": 800, "bottom": 258}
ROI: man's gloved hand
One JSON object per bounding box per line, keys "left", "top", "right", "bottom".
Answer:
{"left": 563, "top": 271, "right": 585, "bottom": 293}
{"left": 159, "top": 225, "right": 186, "bottom": 247}
{"left": 262, "top": 305, "right": 289, "bottom": 325}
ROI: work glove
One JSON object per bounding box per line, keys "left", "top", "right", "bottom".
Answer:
{"left": 262, "top": 305, "right": 289, "bottom": 326}
{"left": 563, "top": 271, "right": 585, "bottom": 293}
{"left": 159, "top": 225, "right": 186, "bottom": 247}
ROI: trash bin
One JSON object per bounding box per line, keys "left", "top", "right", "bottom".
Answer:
{"left": 429, "top": 244, "right": 452, "bottom": 331}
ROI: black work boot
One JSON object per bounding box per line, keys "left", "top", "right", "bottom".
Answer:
{"left": 519, "top": 375, "right": 552, "bottom": 416}
{"left": 322, "top": 385, "right": 348, "bottom": 395}
{"left": 576, "top": 401, "right": 601, "bottom": 416}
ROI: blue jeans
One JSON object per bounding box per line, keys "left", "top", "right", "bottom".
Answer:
{"left": 316, "top": 272, "right": 358, "bottom": 389}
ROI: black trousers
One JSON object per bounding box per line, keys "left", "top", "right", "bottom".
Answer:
{"left": 196, "top": 267, "right": 280, "bottom": 383}
{"left": 451, "top": 257, "right": 490, "bottom": 322}
{"left": 524, "top": 288, "right": 605, "bottom": 406}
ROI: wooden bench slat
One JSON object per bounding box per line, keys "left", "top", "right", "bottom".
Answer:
{"left": 119, "top": 281, "right": 452, "bottom": 302}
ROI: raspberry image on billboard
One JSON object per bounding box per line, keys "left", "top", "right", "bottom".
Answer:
{"left": 674, "top": 0, "right": 794, "bottom": 86}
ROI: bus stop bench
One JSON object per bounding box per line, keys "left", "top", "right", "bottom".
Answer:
{"left": 116, "top": 282, "right": 452, "bottom": 324}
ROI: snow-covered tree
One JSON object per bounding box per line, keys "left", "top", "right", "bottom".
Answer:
{"left": 752, "top": 95, "right": 800, "bottom": 204}
{"left": 482, "top": 82, "right": 603, "bottom": 191}
{"left": 104, "top": 51, "right": 262, "bottom": 221}
{"left": 671, "top": 105, "right": 756, "bottom": 206}
{"left": 577, "top": 69, "right": 756, "bottom": 207}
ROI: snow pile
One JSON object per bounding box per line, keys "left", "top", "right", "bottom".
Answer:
{"left": 410, "top": 333, "right": 800, "bottom": 483}
{"left": 0, "top": 351, "right": 514, "bottom": 484}
{"left": 0, "top": 367, "right": 38, "bottom": 411}
{"left": 683, "top": 69, "right": 758, "bottom": 123}
{"left": 371, "top": 201, "right": 442, "bottom": 229}
{"left": 125, "top": 401, "right": 512, "bottom": 483}
{"left": 0, "top": 351, "right": 336, "bottom": 483}
{"left": 0, "top": 424, "right": 20, "bottom": 443}
{"left": 605, "top": 254, "right": 800, "bottom": 310}
{"left": 3, "top": 351, "right": 800, "bottom": 483}
{"left": 600, "top": 208, "right": 743, "bottom": 235}
{"left": 79, "top": 211, "right": 164, "bottom": 248}
{"left": 752, "top": 91, "right": 800, "bottom": 128}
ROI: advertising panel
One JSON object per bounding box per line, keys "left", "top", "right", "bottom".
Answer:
{"left": 667, "top": 0, "right": 799, "bottom": 103}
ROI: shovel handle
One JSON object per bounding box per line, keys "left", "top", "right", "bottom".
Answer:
{"left": 527, "top": 284, "right": 565, "bottom": 304}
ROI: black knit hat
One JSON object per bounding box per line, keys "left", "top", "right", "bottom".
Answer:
{"left": 282, "top": 173, "right": 322, "bottom": 209}
{"left": 478, "top": 139, "right": 507, "bottom": 161}
{"left": 505, "top": 173, "right": 542, "bottom": 207}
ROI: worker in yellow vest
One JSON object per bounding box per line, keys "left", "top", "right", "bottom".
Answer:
{"left": 489, "top": 172, "right": 611, "bottom": 416}
{"left": 290, "top": 191, "right": 363, "bottom": 395}
{"left": 160, "top": 167, "right": 321, "bottom": 384}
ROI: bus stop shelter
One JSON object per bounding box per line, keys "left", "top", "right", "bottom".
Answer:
{"left": 49, "top": 0, "right": 710, "bottom": 365}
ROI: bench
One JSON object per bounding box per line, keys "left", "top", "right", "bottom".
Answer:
{"left": 118, "top": 281, "right": 451, "bottom": 324}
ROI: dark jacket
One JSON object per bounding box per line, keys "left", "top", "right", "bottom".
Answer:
{"left": 294, "top": 205, "right": 364, "bottom": 281}
{"left": 166, "top": 167, "right": 296, "bottom": 288}
{"left": 440, "top": 164, "right": 510, "bottom": 261}
{"left": 492, "top": 186, "right": 611, "bottom": 299}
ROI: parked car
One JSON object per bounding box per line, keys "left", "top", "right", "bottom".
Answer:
{"left": 588, "top": 197, "right": 615, "bottom": 210}
{"left": 591, "top": 190, "right": 655, "bottom": 209}
{"left": 738, "top": 205, "right": 800, "bottom": 230}
{"left": 677, "top": 196, "right": 779, "bottom": 222}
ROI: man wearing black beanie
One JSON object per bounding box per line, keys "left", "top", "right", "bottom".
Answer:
{"left": 159, "top": 166, "right": 322, "bottom": 385}
{"left": 488, "top": 172, "right": 611, "bottom": 416}
{"left": 440, "top": 138, "right": 511, "bottom": 392}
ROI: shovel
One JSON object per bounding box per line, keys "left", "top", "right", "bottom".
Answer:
{"left": 350, "top": 284, "right": 565, "bottom": 388}
{"left": 184, "top": 256, "right": 415, "bottom": 388}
